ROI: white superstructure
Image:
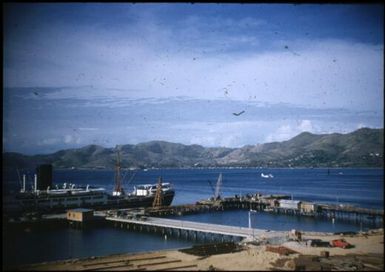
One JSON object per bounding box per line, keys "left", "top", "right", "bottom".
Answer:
{"left": 12, "top": 184, "right": 108, "bottom": 212}
{"left": 131, "top": 183, "right": 173, "bottom": 196}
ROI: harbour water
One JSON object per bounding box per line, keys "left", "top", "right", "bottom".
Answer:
{"left": 3, "top": 168, "right": 384, "bottom": 266}
{"left": 5, "top": 167, "right": 382, "bottom": 208}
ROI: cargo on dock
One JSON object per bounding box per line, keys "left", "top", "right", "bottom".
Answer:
{"left": 179, "top": 242, "right": 242, "bottom": 256}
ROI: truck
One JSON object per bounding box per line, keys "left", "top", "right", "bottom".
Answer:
{"left": 329, "top": 239, "right": 351, "bottom": 249}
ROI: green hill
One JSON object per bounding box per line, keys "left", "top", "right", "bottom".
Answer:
{"left": 3, "top": 128, "right": 383, "bottom": 170}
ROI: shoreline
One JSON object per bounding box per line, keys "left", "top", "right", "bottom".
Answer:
{"left": 11, "top": 228, "right": 384, "bottom": 271}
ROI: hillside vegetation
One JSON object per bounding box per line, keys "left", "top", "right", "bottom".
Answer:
{"left": 3, "top": 128, "right": 383, "bottom": 170}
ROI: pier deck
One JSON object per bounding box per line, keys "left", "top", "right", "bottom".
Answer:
{"left": 106, "top": 216, "right": 282, "bottom": 240}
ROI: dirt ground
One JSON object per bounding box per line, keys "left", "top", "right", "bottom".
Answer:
{"left": 10, "top": 228, "right": 384, "bottom": 271}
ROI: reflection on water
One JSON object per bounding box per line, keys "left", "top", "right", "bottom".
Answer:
{"left": 3, "top": 168, "right": 383, "bottom": 266}
{"left": 4, "top": 209, "right": 380, "bottom": 266}
{"left": 3, "top": 225, "right": 193, "bottom": 266}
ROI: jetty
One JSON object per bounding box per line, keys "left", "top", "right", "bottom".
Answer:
{"left": 128, "top": 194, "right": 384, "bottom": 228}
{"left": 106, "top": 215, "right": 286, "bottom": 242}
{"left": 5, "top": 193, "right": 383, "bottom": 232}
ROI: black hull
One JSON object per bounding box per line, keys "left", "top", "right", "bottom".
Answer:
{"left": 106, "top": 191, "right": 175, "bottom": 209}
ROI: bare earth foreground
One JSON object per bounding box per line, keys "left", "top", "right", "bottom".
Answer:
{"left": 12, "top": 229, "right": 384, "bottom": 271}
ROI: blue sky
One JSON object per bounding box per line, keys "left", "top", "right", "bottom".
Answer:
{"left": 3, "top": 3, "right": 384, "bottom": 154}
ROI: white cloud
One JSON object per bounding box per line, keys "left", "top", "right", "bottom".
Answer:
{"left": 265, "top": 120, "right": 316, "bottom": 143}
{"left": 64, "top": 135, "right": 73, "bottom": 144}
{"left": 298, "top": 120, "right": 313, "bottom": 132}
{"left": 37, "top": 138, "right": 61, "bottom": 146}
{"left": 4, "top": 10, "right": 383, "bottom": 113}
{"left": 265, "top": 125, "right": 292, "bottom": 143}
{"left": 3, "top": 6, "right": 383, "bottom": 155}
{"left": 169, "top": 120, "right": 266, "bottom": 147}
{"left": 63, "top": 135, "right": 81, "bottom": 144}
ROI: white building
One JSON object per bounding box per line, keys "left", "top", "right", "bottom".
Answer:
{"left": 279, "top": 199, "right": 301, "bottom": 210}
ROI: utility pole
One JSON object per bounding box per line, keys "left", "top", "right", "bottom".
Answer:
{"left": 249, "top": 209, "right": 257, "bottom": 240}
{"left": 248, "top": 210, "right": 252, "bottom": 229}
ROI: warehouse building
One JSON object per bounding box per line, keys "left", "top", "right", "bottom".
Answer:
{"left": 279, "top": 199, "right": 301, "bottom": 210}
{"left": 300, "top": 202, "right": 319, "bottom": 214}
{"left": 67, "top": 208, "right": 94, "bottom": 222}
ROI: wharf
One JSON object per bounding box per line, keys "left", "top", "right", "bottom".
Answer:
{"left": 144, "top": 203, "right": 224, "bottom": 217}
{"left": 5, "top": 194, "right": 383, "bottom": 231}
{"left": 106, "top": 215, "right": 285, "bottom": 242}
{"left": 4, "top": 212, "right": 107, "bottom": 231}
{"left": 145, "top": 195, "right": 383, "bottom": 224}
{"left": 318, "top": 203, "right": 384, "bottom": 217}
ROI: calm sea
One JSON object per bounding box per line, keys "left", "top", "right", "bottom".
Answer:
{"left": 3, "top": 168, "right": 384, "bottom": 266}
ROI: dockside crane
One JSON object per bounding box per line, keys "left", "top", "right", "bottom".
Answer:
{"left": 152, "top": 177, "right": 164, "bottom": 208}
{"left": 208, "top": 180, "right": 215, "bottom": 196}
{"left": 214, "top": 173, "right": 223, "bottom": 200}
{"left": 208, "top": 173, "right": 223, "bottom": 201}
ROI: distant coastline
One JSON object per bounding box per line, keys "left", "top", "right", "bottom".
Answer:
{"left": 3, "top": 128, "right": 384, "bottom": 170}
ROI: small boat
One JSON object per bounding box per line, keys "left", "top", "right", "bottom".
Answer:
{"left": 261, "top": 173, "right": 274, "bottom": 178}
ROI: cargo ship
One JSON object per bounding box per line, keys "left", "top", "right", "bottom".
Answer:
{"left": 4, "top": 162, "right": 175, "bottom": 215}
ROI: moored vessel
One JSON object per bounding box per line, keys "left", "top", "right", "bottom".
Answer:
{"left": 4, "top": 162, "right": 175, "bottom": 215}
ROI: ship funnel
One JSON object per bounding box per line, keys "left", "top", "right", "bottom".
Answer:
{"left": 34, "top": 174, "right": 38, "bottom": 192}
{"left": 22, "top": 174, "right": 26, "bottom": 192}
{"left": 36, "top": 164, "right": 53, "bottom": 190}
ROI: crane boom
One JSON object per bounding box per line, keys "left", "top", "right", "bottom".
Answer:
{"left": 208, "top": 180, "right": 215, "bottom": 195}
{"left": 214, "top": 173, "right": 222, "bottom": 199}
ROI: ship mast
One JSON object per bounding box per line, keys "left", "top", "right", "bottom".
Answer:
{"left": 152, "top": 177, "right": 163, "bottom": 208}
{"left": 113, "top": 151, "right": 123, "bottom": 195}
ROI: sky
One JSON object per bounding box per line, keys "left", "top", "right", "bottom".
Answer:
{"left": 3, "top": 3, "right": 384, "bottom": 155}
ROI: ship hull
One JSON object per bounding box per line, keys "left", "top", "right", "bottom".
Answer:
{"left": 4, "top": 190, "right": 175, "bottom": 215}
{"left": 106, "top": 191, "right": 175, "bottom": 209}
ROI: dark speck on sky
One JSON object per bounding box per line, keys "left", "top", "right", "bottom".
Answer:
{"left": 2, "top": 3, "right": 383, "bottom": 154}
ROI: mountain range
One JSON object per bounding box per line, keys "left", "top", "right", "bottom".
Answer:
{"left": 3, "top": 128, "right": 383, "bottom": 170}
